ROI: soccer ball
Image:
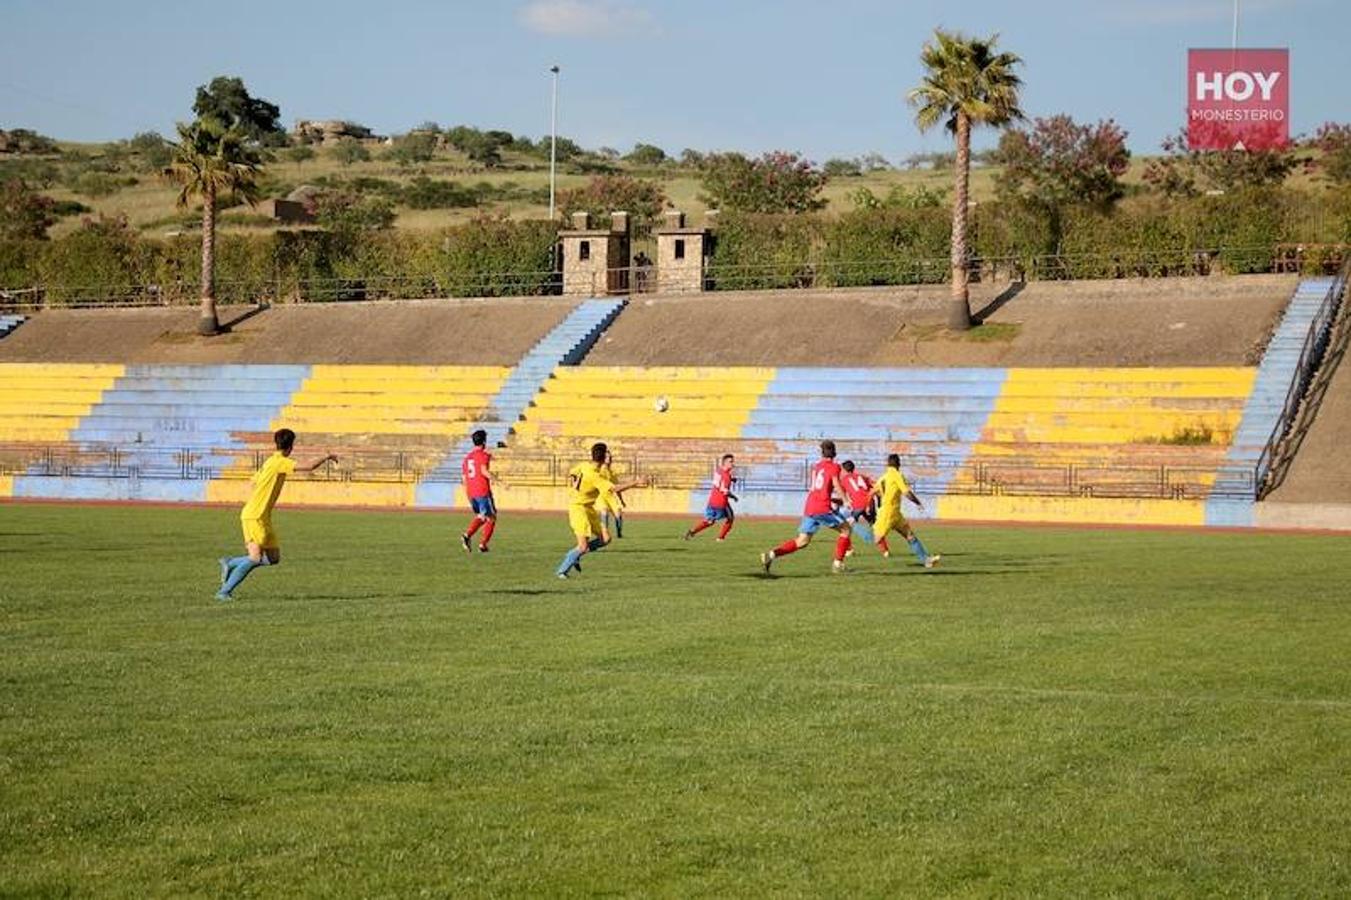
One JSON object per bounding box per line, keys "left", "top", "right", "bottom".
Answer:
{"left": 653, "top": 395, "right": 670, "bottom": 413}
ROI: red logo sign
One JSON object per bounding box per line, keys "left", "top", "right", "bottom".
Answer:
{"left": 1187, "top": 48, "right": 1289, "bottom": 150}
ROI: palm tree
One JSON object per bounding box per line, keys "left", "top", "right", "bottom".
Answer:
{"left": 908, "top": 30, "right": 1023, "bottom": 329}
{"left": 169, "top": 119, "right": 264, "bottom": 335}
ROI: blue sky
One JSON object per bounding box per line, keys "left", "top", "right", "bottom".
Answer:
{"left": 0, "top": 0, "right": 1341, "bottom": 161}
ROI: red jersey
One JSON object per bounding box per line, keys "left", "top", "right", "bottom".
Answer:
{"left": 462, "top": 446, "right": 492, "bottom": 498}
{"left": 706, "top": 467, "right": 734, "bottom": 508}
{"left": 803, "top": 459, "right": 842, "bottom": 515}
{"left": 842, "top": 472, "right": 873, "bottom": 510}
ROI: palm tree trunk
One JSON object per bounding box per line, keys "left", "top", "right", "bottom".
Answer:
{"left": 948, "top": 111, "right": 973, "bottom": 330}
{"left": 197, "top": 184, "right": 219, "bottom": 336}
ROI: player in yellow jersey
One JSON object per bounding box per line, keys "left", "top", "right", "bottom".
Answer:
{"left": 556, "top": 442, "right": 644, "bottom": 579}
{"left": 869, "top": 452, "right": 940, "bottom": 568}
{"left": 598, "top": 448, "right": 626, "bottom": 539}
{"left": 215, "top": 428, "right": 337, "bottom": 601}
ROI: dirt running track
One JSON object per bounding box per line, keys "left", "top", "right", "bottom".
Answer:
{"left": 587, "top": 275, "right": 1295, "bottom": 367}
{"left": 0, "top": 298, "right": 578, "bottom": 365}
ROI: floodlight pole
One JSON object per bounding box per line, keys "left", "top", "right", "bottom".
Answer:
{"left": 1231, "top": 0, "right": 1239, "bottom": 48}
{"left": 549, "top": 65, "right": 560, "bottom": 221}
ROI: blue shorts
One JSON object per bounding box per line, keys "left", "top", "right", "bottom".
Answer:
{"left": 798, "top": 511, "right": 848, "bottom": 535}
{"left": 704, "top": 505, "right": 731, "bottom": 522}
{"left": 470, "top": 494, "right": 496, "bottom": 517}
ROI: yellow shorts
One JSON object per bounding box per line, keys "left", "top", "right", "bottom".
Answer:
{"left": 241, "top": 516, "right": 279, "bottom": 550}
{"left": 568, "top": 505, "right": 602, "bottom": 541}
{"left": 874, "top": 510, "right": 907, "bottom": 536}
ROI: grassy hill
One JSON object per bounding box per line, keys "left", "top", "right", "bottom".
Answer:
{"left": 6, "top": 140, "right": 1187, "bottom": 240}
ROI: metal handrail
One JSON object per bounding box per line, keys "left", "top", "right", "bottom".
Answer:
{"left": 0, "top": 441, "right": 1258, "bottom": 501}
{"left": 0, "top": 245, "right": 1310, "bottom": 310}
{"left": 1255, "top": 258, "right": 1350, "bottom": 497}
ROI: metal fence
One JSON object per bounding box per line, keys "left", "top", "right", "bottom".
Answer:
{"left": 0, "top": 442, "right": 1259, "bottom": 502}
{"left": 5, "top": 245, "right": 1346, "bottom": 310}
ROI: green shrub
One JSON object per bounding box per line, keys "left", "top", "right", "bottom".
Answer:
{"left": 707, "top": 213, "right": 820, "bottom": 290}
{"left": 36, "top": 216, "right": 151, "bottom": 303}
{"left": 818, "top": 207, "right": 949, "bottom": 286}
{"left": 400, "top": 176, "right": 478, "bottom": 209}
{"left": 438, "top": 216, "right": 558, "bottom": 296}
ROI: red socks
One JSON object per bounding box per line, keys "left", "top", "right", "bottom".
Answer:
{"left": 773, "top": 540, "right": 799, "bottom": 557}
{"left": 877, "top": 537, "right": 890, "bottom": 554}
{"left": 465, "top": 517, "right": 483, "bottom": 538}
{"left": 834, "top": 535, "right": 852, "bottom": 562}
{"left": 689, "top": 519, "right": 713, "bottom": 536}
{"left": 718, "top": 520, "right": 734, "bottom": 540}
{"left": 479, "top": 519, "right": 495, "bottom": 548}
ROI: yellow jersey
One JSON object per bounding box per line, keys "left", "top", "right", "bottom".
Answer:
{"left": 241, "top": 451, "right": 296, "bottom": 520}
{"left": 568, "top": 462, "right": 617, "bottom": 510}
{"left": 877, "top": 468, "right": 910, "bottom": 513}
{"left": 598, "top": 463, "right": 623, "bottom": 514}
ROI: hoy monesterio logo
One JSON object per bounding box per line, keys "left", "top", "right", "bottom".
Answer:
{"left": 1187, "top": 48, "right": 1289, "bottom": 151}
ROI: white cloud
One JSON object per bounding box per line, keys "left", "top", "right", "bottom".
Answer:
{"left": 518, "top": 0, "right": 653, "bottom": 37}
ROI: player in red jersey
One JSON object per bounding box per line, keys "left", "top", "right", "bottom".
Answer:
{"left": 460, "top": 429, "right": 497, "bottom": 554}
{"left": 684, "top": 454, "right": 738, "bottom": 542}
{"left": 760, "top": 440, "right": 853, "bottom": 574}
{"left": 839, "top": 460, "right": 878, "bottom": 547}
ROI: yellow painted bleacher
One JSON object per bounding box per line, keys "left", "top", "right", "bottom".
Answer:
{"left": 512, "top": 367, "right": 774, "bottom": 443}
{"left": 272, "top": 365, "right": 511, "bottom": 436}
{"left": 0, "top": 363, "right": 124, "bottom": 442}
{"left": 981, "top": 368, "right": 1256, "bottom": 445}
{"left": 205, "top": 365, "right": 514, "bottom": 505}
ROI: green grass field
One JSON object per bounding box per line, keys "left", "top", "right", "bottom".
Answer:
{"left": 3, "top": 503, "right": 1350, "bottom": 896}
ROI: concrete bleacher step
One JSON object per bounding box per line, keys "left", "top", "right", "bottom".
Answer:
{"left": 415, "top": 298, "right": 628, "bottom": 502}
{"left": 67, "top": 364, "right": 311, "bottom": 454}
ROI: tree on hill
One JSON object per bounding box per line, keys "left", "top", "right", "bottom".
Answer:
{"left": 908, "top": 28, "right": 1023, "bottom": 329}
{"left": 625, "top": 143, "right": 668, "bottom": 166}
{"left": 558, "top": 174, "right": 668, "bottom": 231}
{"left": 387, "top": 131, "right": 438, "bottom": 166}
{"left": 192, "top": 76, "right": 287, "bottom": 148}
{"left": 698, "top": 151, "right": 827, "bottom": 214}
{"left": 823, "top": 157, "right": 863, "bottom": 177}
{"left": 445, "top": 127, "right": 509, "bottom": 167}
{"left": 170, "top": 78, "right": 273, "bottom": 335}
{"left": 0, "top": 128, "right": 60, "bottom": 155}
{"left": 1310, "top": 123, "right": 1351, "bottom": 186}
{"left": 126, "top": 131, "right": 173, "bottom": 172}
{"left": 331, "top": 137, "right": 370, "bottom": 166}
{"left": 995, "top": 115, "right": 1129, "bottom": 246}
{"left": 1143, "top": 130, "right": 1295, "bottom": 197}
{"left": 0, "top": 179, "right": 57, "bottom": 240}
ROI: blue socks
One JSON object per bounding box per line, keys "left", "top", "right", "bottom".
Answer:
{"left": 556, "top": 548, "right": 583, "bottom": 577}
{"left": 908, "top": 536, "right": 928, "bottom": 563}
{"left": 219, "top": 555, "right": 268, "bottom": 596}
{"left": 558, "top": 539, "right": 609, "bottom": 576}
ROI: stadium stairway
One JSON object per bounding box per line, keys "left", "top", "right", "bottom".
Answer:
{"left": 0, "top": 314, "right": 26, "bottom": 339}
{"left": 414, "top": 297, "right": 627, "bottom": 507}
{"left": 1208, "top": 277, "right": 1337, "bottom": 526}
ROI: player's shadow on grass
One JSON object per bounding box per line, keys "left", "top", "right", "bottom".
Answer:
{"left": 736, "top": 563, "right": 1050, "bottom": 580}
{"left": 485, "top": 588, "right": 561, "bottom": 597}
